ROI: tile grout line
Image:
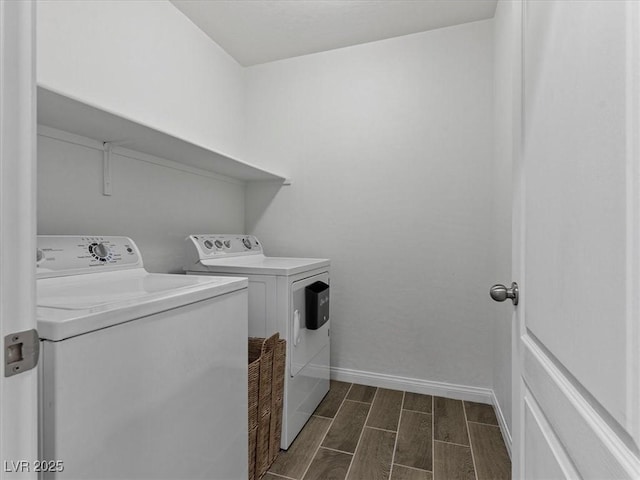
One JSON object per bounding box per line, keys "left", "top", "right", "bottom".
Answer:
{"left": 343, "top": 398, "right": 373, "bottom": 405}
{"left": 433, "top": 439, "right": 476, "bottom": 449}
{"left": 400, "top": 410, "right": 432, "bottom": 419}
{"left": 299, "top": 383, "right": 355, "bottom": 480}
{"left": 462, "top": 401, "right": 479, "bottom": 480}
{"left": 343, "top": 398, "right": 374, "bottom": 406}
{"left": 467, "top": 420, "right": 501, "bottom": 428}
{"left": 366, "top": 425, "right": 398, "bottom": 434}
{"left": 319, "top": 446, "right": 355, "bottom": 456}
{"left": 387, "top": 390, "right": 406, "bottom": 480}
{"left": 312, "top": 413, "right": 335, "bottom": 420}
{"left": 402, "top": 407, "right": 434, "bottom": 415}
{"left": 393, "top": 462, "right": 433, "bottom": 474}
{"left": 343, "top": 386, "right": 380, "bottom": 480}
{"left": 265, "top": 472, "right": 297, "bottom": 480}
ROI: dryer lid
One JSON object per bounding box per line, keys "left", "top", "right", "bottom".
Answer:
{"left": 198, "top": 255, "right": 330, "bottom": 276}
{"left": 184, "top": 234, "right": 329, "bottom": 276}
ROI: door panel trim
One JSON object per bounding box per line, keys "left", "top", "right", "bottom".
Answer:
{"left": 625, "top": 0, "right": 640, "bottom": 451}
{"left": 524, "top": 386, "right": 579, "bottom": 479}
{"left": 523, "top": 334, "right": 640, "bottom": 478}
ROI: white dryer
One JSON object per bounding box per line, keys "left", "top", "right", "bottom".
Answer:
{"left": 37, "top": 235, "right": 249, "bottom": 480}
{"left": 184, "top": 235, "right": 330, "bottom": 449}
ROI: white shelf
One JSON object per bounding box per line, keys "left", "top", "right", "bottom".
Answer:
{"left": 37, "top": 87, "right": 289, "bottom": 183}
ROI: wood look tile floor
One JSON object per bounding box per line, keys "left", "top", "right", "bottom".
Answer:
{"left": 267, "top": 381, "right": 511, "bottom": 480}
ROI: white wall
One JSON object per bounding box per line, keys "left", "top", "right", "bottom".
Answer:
{"left": 491, "top": 0, "right": 516, "bottom": 439}
{"left": 37, "top": 0, "right": 511, "bottom": 403}
{"left": 244, "top": 20, "right": 496, "bottom": 389}
{"left": 37, "top": 0, "right": 244, "bottom": 158}
{"left": 37, "top": 132, "right": 244, "bottom": 274}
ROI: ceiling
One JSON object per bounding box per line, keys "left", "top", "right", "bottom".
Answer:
{"left": 170, "top": 0, "right": 497, "bottom": 67}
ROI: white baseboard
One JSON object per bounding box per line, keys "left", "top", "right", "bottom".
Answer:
{"left": 330, "top": 366, "right": 513, "bottom": 457}
{"left": 330, "top": 366, "right": 493, "bottom": 404}
{"left": 491, "top": 390, "right": 513, "bottom": 458}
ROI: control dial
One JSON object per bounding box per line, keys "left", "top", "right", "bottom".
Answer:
{"left": 214, "top": 240, "right": 224, "bottom": 249}
{"left": 36, "top": 249, "right": 44, "bottom": 262}
{"left": 203, "top": 240, "right": 214, "bottom": 250}
{"left": 242, "top": 237, "right": 252, "bottom": 249}
{"left": 89, "top": 242, "right": 110, "bottom": 262}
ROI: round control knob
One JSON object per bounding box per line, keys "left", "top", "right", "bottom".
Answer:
{"left": 36, "top": 249, "right": 44, "bottom": 262}
{"left": 92, "top": 242, "right": 109, "bottom": 259}
{"left": 203, "top": 240, "right": 213, "bottom": 250}
{"left": 214, "top": 240, "right": 224, "bottom": 249}
{"left": 224, "top": 240, "right": 231, "bottom": 248}
{"left": 242, "top": 237, "right": 252, "bottom": 249}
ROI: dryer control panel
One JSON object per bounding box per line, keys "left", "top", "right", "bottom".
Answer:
{"left": 187, "top": 234, "right": 263, "bottom": 259}
{"left": 37, "top": 236, "right": 143, "bottom": 278}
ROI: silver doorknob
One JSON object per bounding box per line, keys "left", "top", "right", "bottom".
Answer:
{"left": 490, "top": 282, "right": 519, "bottom": 306}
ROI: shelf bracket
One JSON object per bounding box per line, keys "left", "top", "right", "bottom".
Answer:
{"left": 103, "top": 142, "right": 113, "bottom": 196}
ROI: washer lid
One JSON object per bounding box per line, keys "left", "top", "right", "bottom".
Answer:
{"left": 197, "top": 254, "right": 330, "bottom": 276}
{"left": 37, "top": 269, "right": 247, "bottom": 341}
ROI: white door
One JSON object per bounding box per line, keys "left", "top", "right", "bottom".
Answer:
{"left": 0, "top": 1, "right": 38, "bottom": 478}
{"left": 512, "top": 0, "right": 640, "bottom": 478}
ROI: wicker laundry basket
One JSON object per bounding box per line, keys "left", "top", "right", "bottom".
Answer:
{"left": 248, "top": 333, "right": 286, "bottom": 480}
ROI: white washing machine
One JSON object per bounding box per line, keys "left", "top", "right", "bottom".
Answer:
{"left": 184, "top": 234, "right": 330, "bottom": 449}
{"left": 37, "top": 235, "right": 249, "bottom": 480}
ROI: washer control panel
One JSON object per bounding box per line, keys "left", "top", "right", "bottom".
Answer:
{"left": 37, "top": 236, "right": 142, "bottom": 278}
{"left": 188, "top": 234, "right": 262, "bottom": 258}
